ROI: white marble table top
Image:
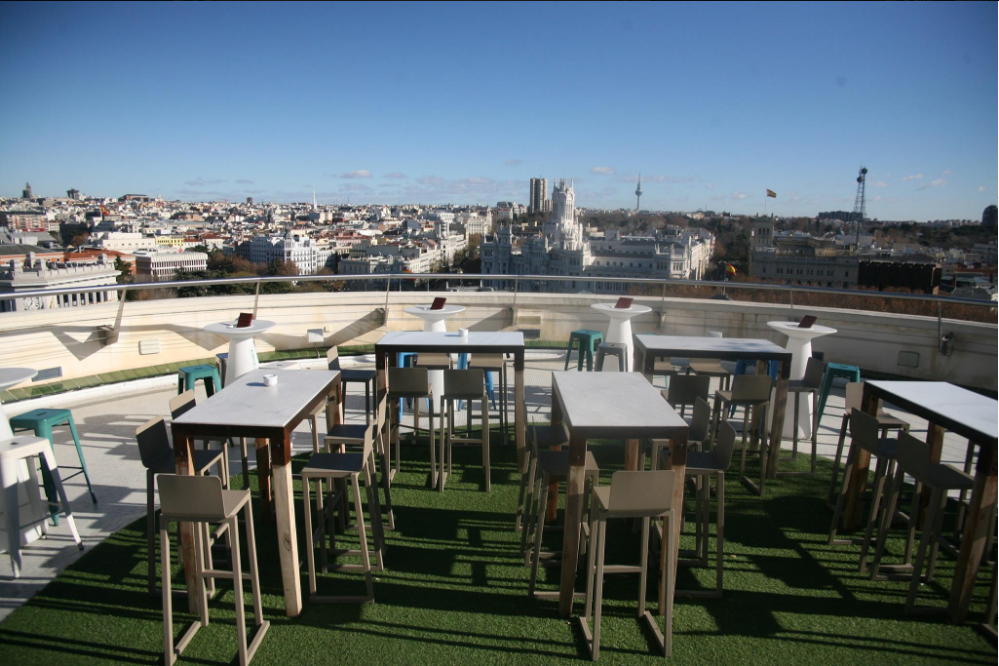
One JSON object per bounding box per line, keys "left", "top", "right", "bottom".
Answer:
{"left": 204, "top": 319, "right": 276, "bottom": 337}
{"left": 376, "top": 330, "right": 525, "bottom": 350}
{"left": 867, "top": 381, "right": 998, "bottom": 445}
{"left": 0, "top": 368, "right": 37, "bottom": 391}
{"left": 172, "top": 368, "right": 338, "bottom": 429}
{"left": 552, "top": 371, "right": 687, "bottom": 437}
{"left": 635, "top": 334, "right": 791, "bottom": 359}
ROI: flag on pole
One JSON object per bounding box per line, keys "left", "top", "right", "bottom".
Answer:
{"left": 100, "top": 204, "right": 110, "bottom": 216}
{"left": 766, "top": 189, "right": 777, "bottom": 198}
{"left": 724, "top": 262, "right": 737, "bottom": 276}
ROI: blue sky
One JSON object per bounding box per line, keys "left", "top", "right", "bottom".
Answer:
{"left": 0, "top": 1, "right": 995, "bottom": 221}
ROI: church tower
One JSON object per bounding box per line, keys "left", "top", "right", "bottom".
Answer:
{"left": 544, "top": 178, "right": 582, "bottom": 250}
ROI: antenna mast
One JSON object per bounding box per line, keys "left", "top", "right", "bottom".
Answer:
{"left": 852, "top": 166, "right": 867, "bottom": 247}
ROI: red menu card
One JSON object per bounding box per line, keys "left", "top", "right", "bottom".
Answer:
{"left": 614, "top": 297, "right": 634, "bottom": 309}
{"left": 236, "top": 312, "right": 254, "bottom": 328}
{"left": 430, "top": 297, "right": 447, "bottom": 310}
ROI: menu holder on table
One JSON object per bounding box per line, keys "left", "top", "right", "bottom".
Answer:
{"left": 797, "top": 315, "right": 817, "bottom": 329}
{"left": 430, "top": 297, "right": 447, "bottom": 310}
{"left": 236, "top": 312, "right": 254, "bottom": 328}
{"left": 614, "top": 297, "right": 634, "bottom": 309}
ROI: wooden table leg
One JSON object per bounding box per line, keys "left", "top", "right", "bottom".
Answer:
{"left": 625, "top": 439, "right": 641, "bottom": 471}
{"left": 917, "top": 423, "right": 945, "bottom": 528}
{"left": 271, "top": 432, "right": 302, "bottom": 617}
{"left": 514, "top": 350, "right": 526, "bottom": 473}
{"left": 948, "top": 441, "right": 997, "bottom": 623}
{"left": 256, "top": 438, "right": 272, "bottom": 520}
{"left": 765, "top": 359, "right": 790, "bottom": 478}
{"left": 844, "top": 387, "right": 879, "bottom": 530}
{"left": 172, "top": 429, "right": 199, "bottom": 614}
{"left": 559, "top": 430, "right": 587, "bottom": 617}
{"left": 662, "top": 430, "right": 688, "bottom": 616}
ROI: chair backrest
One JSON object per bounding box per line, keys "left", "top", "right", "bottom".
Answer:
{"left": 136, "top": 417, "right": 174, "bottom": 470}
{"left": 848, "top": 408, "right": 880, "bottom": 454}
{"left": 844, "top": 382, "right": 864, "bottom": 413}
{"left": 606, "top": 470, "right": 676, "bottom": 516}
{"left": 710, "top": 421, "right": 738, "bottom": 470}
{"left": 730, "top": 374, "right": 773, "bottom": 403}
{"left": 689, "top": 397, "right": 711, "bottom": 443}
{"left": 893, "top": 431, "right": 929, "bottom": 482}
{"left": 326, "top": 346, "right": 342, "bottom": 371}
{"left": 388, "top": 367, "right": 429, "bottom": 394}
{"left": 361, "top": 423, "right": 375, "bottom": 461}
{"left": 802, "top": 357, "right": 826, "bottom": 388}
{"left": 169, "top": 390, "right": 197, "bottom": 419}
{"left": 443, "top": 369, "right": 484, "bottom": 398}
{"left": 157, "top": 474, "right": 227, "bottom": 522}
{"left": 666, "top": 375, "right": 711, "bottom": 408}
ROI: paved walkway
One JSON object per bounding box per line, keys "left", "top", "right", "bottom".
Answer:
{"left": 0, "top": 351, "right": 975, "bottom": 622}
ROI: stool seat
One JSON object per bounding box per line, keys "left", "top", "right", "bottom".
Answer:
{"left": 688, "top": 360, "right": 730, "bottom": 377}
{"left": 146, "top": 449, "right": 226, "bottom": 476}
{"left": 417, "top": 353, "right": 451, "bottom": 369}
{"left": 565, "top": 330, "right": 604, "bottom": 372}
{"left": 595, "top": 342, "right": 627, "bottom": 372}
{"left": 339, "top": 369, "right": 376, "bottom": 383}
{"left": 654, "top": 359, "right": 681, "bottom": 374}
{"left": 178, "top": 364, "right": 221, "bottom": 397}
{"left": 817, "top": 363, "right": 861, "bottom": 424}
{"left": 527, "top": 425, "right": 570, "bottom": 448}
{"left": 325, "top": 424, "right": 369, "bottom": 442}
{"left": 468, "top": 354, "right": 505, "bottom": 370}
{"left": 536, "top": 449, "right": 599, "bottom": 477}
{"left": 302, "top": 452, "right": 365, "bottom": 477}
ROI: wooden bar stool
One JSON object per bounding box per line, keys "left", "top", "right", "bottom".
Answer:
{"left": 387, "top": 367, "right": 434, "bottom": 487}
{"left": 158, "top": 474, "right": 268, "bottom": 666}
{"left": 827, "top": 382, "right": 910, "bottom": 509}
{"left": 664, "top": 374, "right": 710, "bottom": 419}
{"left": 441, "top": 369, "right": 490, "bottom": 492}
{"left": 302, "top": 424, "right": 385, "bottom": 603}
{"left": 1, "top": 435, "right": 83, "bottom": 578}
{"left": 580, "top": 470, "right": 678, "bottom": 660}
{"left": 688, "top": 359, "right": 732, "bottom": 391}
{"left": 776, "top": 357, "right": 826, "bottom": 476}
{"left": 827, "top": 409, "right": 900, "bottom": 574}
{"left": 469, "top": 353, "right": 509, "bottom": 439}
{"left": 515, "top": 424, "right": 569, "bottom": 534}
{"left": 709, "top": 375, "right": 772, "bottom": 495}
{"left": 649, "top": 396, "right": 711, "bottom": 471}
{"left": 328, "top": 347, "right": 377, "bottom": 424}
{"left": 868, "top": 432, "right": 974, "bottom": 614}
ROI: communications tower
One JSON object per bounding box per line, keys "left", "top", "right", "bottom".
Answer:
{"left": 635, "top": 174, "right": 642, "bottom": 212}
{"left": 852, "top": 166, "right": 867, "bottom": 246}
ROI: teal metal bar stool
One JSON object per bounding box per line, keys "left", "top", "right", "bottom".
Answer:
{"left": 816, "top": 362, "right": 861, "bottom": 425}
{"left": 177, "top": 364, "right": 221, "bottom": 397}
{"left": 564, "top": 330, "right": 604, "bottom": 371}
{"left": 10, "top": 408, "right": 98, "bottom": 523}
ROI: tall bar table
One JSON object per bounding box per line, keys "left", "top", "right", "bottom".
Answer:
{"left": 172, "top": 368, "right": 342, "bottom": 617}
{"left": 205, "top": 319, "right": 276, "bottom": 386}
{"left": 847, "top": 381, "right": 997, "bottom": 624}
{"left": 550, "top": 371, "right": 689, "bottom": 617}
{"left": 634, "top": 335, "right": 793, "bottom": 488}
{"left": 590, "top": 302, "right": 652, "bottom": 372}
{"left": 403, "top": 305, "right": 467, "bottom": 413}
{"left": 766, "top": 320, "right": 837, "bottom": 440}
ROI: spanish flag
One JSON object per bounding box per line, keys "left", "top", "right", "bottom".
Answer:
{"left": 725, "top": 262, "right": 737, "bottom": 275}
{"left": 766, "top": 189, "right": 777, "bottom": 198}
{"left": 100, "top": 205, "right": 110, "bottom": 216}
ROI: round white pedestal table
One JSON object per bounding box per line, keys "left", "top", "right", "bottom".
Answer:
{"left": 767, "top": 320, "right": 837, "bottom": 439}
{"left": 590, "top": 303, "right": 652, "bottom": 372}
{"left": 403, "top": 305, "right": 467, "bottom": 412}
{"left": 205, "top": 320, "right": 276, "bottom": 386}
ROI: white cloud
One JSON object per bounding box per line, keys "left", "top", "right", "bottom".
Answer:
{"left": 917, "top": 178, "right": 947, "bottom": 191}
{"left": 731, "top": 191, "right": 749, "bottom": 200}
{"left": 978, "top": 186, "right": 987, "bottom": 192}
{"left": 902, "top": 174, "right": 924, "bottom": 181}
{"left": 341, "top": 170, "right": 373, "bottom": 179}
{"left": 872, "top": 180, "right": 889, "bottom": 188}
{"left": 941, "top": 169, "right": 951, "bottom": 176}
{"left": 590, "top": 166, "right": 616, "bottom": 175}
{"left": 384, "top": 172, "right": 407, "bottom": 179}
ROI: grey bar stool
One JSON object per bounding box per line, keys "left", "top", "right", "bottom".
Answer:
{"left": 1, "top": 435, "right": 83, "bottom": 578}
{"left": 661, "top": 421, "right": 737, "bottom": 598}
{"left": 709, "top": 374, "right": 772, "bottom": 495}
{"left": 303, "top": 424, "right": 385, "bottom": 603}
{"left": 326, "top": 394, "right": 394, "bottom": 531}
{"left": 515, "top": 424, "right": 569, "bottom": 533}
{"left": 827, "top": 382, "right": 910, "bottom": 509}
{"left": 525, "top": 431, "right": 600, "bottom": 598}
{"left": 387, "top": 367, "right": 435, "bottom": 487}
{"left": 469, "top": 353, "right": 509, "bottom": 441}
{"left": 688, "top": 359, "right": 732, "bottom": 391}
{"left": 136, "top": 416, "right": 228, "bottom": 596}
{"left": 328, "top": 346, "right": 377, "bottom": 424}
{"left": 665, "top": 374, "right": 710, "bottom": 418}
{"left": 649, "top": 396, "right": 711, "bottom": 471}
{"left": 594, "top": 342, "right": 627, "bottom": 372}
{"left": 580, "top": 470, "right": 678, "bottom": 661}
{"left": 827, "top": 408, "right": 899, "bottom": 574}
{"left": 169, "top": 390, "right": 231, "bottom": 488}
{"left": 868, "top": 432, "right": 974, "bottom": 614}
{"left": 652, "top": 357, "right": 682, "bottom": 389}
{"left": 441, "top": 369, "right": 490, "bottom": 492}
{"left": 777, "top": 357, "right": 825, "bottom": 476}
{"left": 158, "top": 474, "right": 268, "bottom": 666}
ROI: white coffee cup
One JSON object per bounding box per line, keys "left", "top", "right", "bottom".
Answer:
{"left": 263, "top": 374, "right": 278, "bottom": 387}
{"left": 459, "top": 328, "right": 469, "bottom": 341}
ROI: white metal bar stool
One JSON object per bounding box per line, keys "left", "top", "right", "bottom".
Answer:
{"left": 580, "top": 470, "right": 678, "bottom": 661}
{"left": 158, "top": 474, "right": 268, "bottom": 666}
{"left": 1, "top": 435, "right": 83, "bottom": 578}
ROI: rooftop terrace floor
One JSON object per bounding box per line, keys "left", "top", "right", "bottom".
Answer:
{"left": 0, "top": 352, "right": 994, "bottom": 664}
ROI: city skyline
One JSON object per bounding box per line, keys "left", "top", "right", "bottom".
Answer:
{"left": 0, "top": 2, "right": 995, "bottom": 221}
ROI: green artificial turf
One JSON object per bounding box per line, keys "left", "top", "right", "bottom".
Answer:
{"left": 0, "top": 439, "right": 994, "bottom": 665}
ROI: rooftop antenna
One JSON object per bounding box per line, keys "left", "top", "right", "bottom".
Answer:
{"left": 852, "top": 166, "right": 867, "bottom": 248}
{"left": 635, "top": 173, "right": 643, "bottom": 212}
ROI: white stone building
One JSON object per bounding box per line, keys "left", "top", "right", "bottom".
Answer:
{"left": 0, "top": 253, "right": 120, "bottom": 312}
